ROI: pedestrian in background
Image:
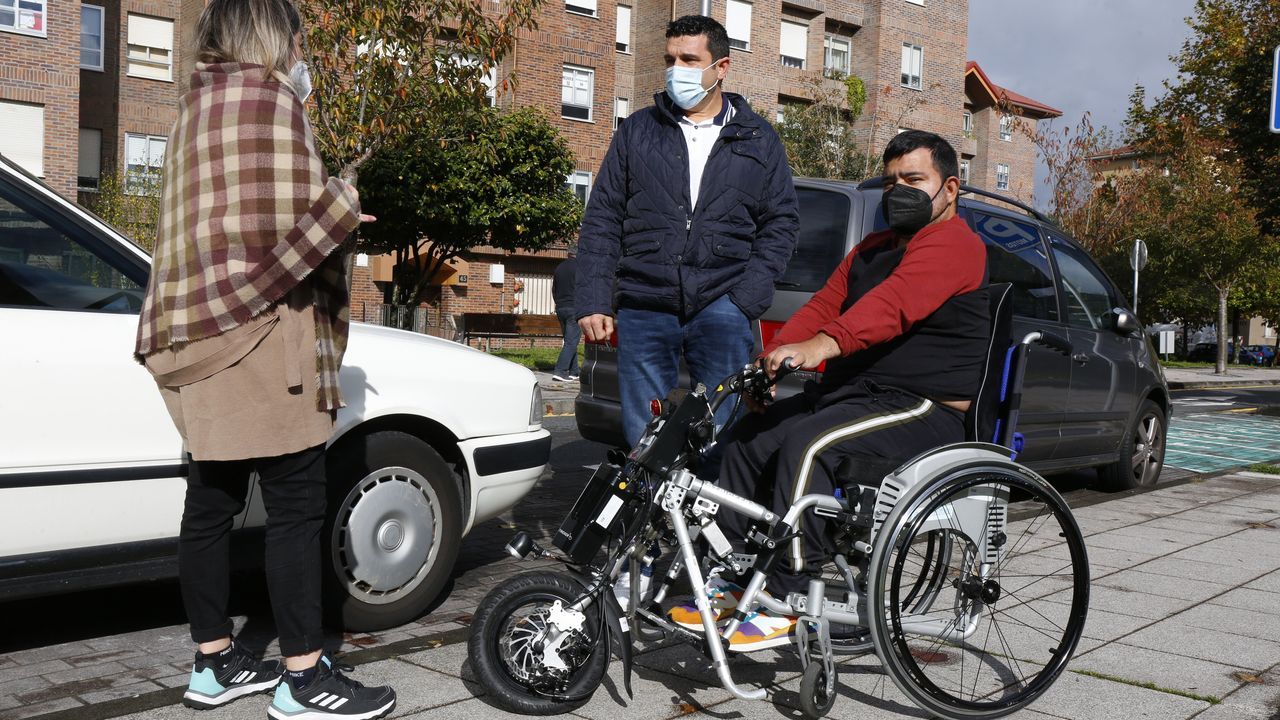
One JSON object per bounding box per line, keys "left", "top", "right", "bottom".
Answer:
{"left": 576, "top": 15, "right": 799, "bottom": 460}
{"left": 552, "top": 248, "right": 581, "bottom": 382}
{"left": 134, "top": 0, "right": 394, "bottom": 717}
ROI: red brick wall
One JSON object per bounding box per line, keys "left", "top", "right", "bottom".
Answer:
{"left": 0, "top": 4, "right": 81, "bottom": 200}
{"left": 114, "top": 1, "right": 182, "bottom": 171}
{"left": 970, "top": 105, "right": 1038, "bottom": 206}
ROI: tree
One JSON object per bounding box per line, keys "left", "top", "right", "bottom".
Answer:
{"left": 83, "top": 167, "right": 162, "bottom": 252}
{"left": 358, "top": 107, "right": 582, "bottom": 305}
{"left": 300, "top": 0, "right": 544, "bottom": 184}
{"left": 1141, "top": 0, "right": 1280, "bottom": 235}
{"left": 1120, "top": 121, "right": 1269, "bottom": 373}
{"left": 776, "top": 74, "right": 873, "bottom": 180}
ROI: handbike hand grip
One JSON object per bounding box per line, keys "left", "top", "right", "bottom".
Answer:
{"left": 1028, "top": 331, "right": 1072, "bottom": 355}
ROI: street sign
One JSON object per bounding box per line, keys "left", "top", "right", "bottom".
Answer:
{"left": 1272, "top": 45, "right": 1280, "bottom": 134}
{"left": 1130, "top": 238, "right": 1148, "bottom": 271}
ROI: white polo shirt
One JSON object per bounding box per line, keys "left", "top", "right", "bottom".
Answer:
{"left": 678, "top": 97, "right": 735, "bottom": 211}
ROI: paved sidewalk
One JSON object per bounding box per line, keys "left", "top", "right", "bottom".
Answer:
{"left": 1164, "top": 365, "right": 1280, "bottom": 390}
{"left": 536, "top": 371, "right": 580, "bottom": 415}
{"left": 7, "top": 471, "right": 1280, "bottom": 720}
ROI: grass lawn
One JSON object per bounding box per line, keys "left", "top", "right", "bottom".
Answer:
{"left": 1157, "top": 360, "right": 1216, "bottom": 369}
{"left": 1248, "top": 463, "right": 1280, "bottom": 475}
{"left": 491, "top": 346, "right": 583, "bottom": 372}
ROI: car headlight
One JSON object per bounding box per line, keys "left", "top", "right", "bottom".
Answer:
{"left": 530, "top": 384, "right": 544, "bottom": 425}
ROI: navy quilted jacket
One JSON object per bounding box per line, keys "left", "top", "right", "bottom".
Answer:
{"left": 575, "top": 92, "right": 799, "bottom": 321}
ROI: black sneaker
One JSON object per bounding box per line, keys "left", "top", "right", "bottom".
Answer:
{"left": 182, "top": 640, "right": 282, "bottom": 709}
{"left": 267, "top": 655, "right": 396, "bottom": 720}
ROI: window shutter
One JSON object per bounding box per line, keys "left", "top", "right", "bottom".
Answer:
{"left": 78, "top": 129, "right": 101, "bottom": 181}
{"left": 779, "top": 21, "right": 806, "bottom": 60}
{"left": 0, "top": 101, "right": 44, "bottom": 176}
{"left": 616, "top": 6, "right": 631, "bottom": 48}
{"left": 725, "top": 0, "right": 751, "bottom": 44}
{"left": 128, "top": 14, "right": 173, "bottom": 50}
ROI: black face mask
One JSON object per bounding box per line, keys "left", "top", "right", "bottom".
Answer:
{"left": 882, "top": 183, "right": 945, "bottom": 236}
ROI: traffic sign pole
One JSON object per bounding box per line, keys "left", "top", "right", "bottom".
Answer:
{"left": 1272, "top": 45, "right": 1280, "bottom": 134}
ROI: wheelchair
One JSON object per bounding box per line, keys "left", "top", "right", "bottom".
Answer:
{"left": 467, "top": 284, "right": 1090, "bottom": 720}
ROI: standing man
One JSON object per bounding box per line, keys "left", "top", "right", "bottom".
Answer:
{"left": 576, "top": 14, "right": 799, "bottom": 449}
{"left": 552, "top": 248, "right": 581, "bottom": 382}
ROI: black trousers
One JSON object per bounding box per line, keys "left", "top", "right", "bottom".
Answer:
{"left": 179, "top": 444, "right": 327, "bottom": 656}
{"left": 718, "top": 380, "right": 965, "bottom": 593}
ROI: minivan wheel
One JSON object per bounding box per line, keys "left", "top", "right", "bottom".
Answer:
{"left": 324, "top": 431, "right": 462, "bottom": 631}
{"left": 1098, "top": 400, "right": 1166, "bottom": 491}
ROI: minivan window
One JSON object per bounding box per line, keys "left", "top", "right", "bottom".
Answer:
{"left": 966, "top": 211, "right": 1059, "bottom": 322}
{"left": 780, "top": 187, "right": 851, "bottom": 292}
{"left": 0, "top": 188, "right": 144, "bottom": 312}
{"left": 1048, "top": 234, "right": 1120, "bottom": 331}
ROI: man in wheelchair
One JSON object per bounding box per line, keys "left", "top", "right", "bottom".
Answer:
{"left": 670, "top": 130, "right": 991, "bottom": 651}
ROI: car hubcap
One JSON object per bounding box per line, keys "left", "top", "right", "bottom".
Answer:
{"left": 333, "top": 466, "right": 442, "bottom": 604}
{"left": 1131, "top": 414, "right": 1163, "bottom": 485}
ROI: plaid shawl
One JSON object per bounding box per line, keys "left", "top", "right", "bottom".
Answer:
{"left": 135, "top": 62, "right": 359, "bottom": 411}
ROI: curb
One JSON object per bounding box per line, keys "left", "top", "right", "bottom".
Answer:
{"left": 1167, "top": 378, "right": 1280, "bottom": 390}
{"left": 542, "top": 396, "right": 576, "bottom": 416}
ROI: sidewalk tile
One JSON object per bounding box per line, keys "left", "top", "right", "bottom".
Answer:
{"left": 355, "top": 659, "right": 476, "bottom": 715}
{"left": 1027, "top": 669, "right": 1209, "bottom": 720}
{"left": 570, "top": 662, "right": 734, "bottom": 720}
{"left": 1093, "top": 569, "right": 1232, "bottom": 603}
{"left": 1071, "top": 642, "right": 1245, "bottom": 699}
{"left": 1170, "top": 544, "right": 1280, "bottom": 572}
{"left": 0, "top": 697, "right": 84, "bottom": 720}
{"left": 1086, "top": 525, "right": 1218, "bottom": 553}
{"left": 1189, "top": 704, "right": 1273, "bottom": 720}
{"left": 80, "top": 679, "right": 165, "bottom": 704}
{"left": 1244, "top": 569, "right": 1280, "bottom": 593}
{"left": 1205, "top": 586, "right": 1280, "bottom": 613}
{"left": 1044, "top": 586, "right": 1193, "bottom": 620}
{"left": 0, "top": 659, "right": 73, "bottom": 683}
{"left": 397, "top": 697, "right": 580, "bottom": 720}
{"left": 1176, "top": 602, "right": 1280, "bottom": 641}
{"left": 1132, "top": 555, "right": 1266, "bottom": 586}
{"left": 1121, "top": 621, "right": 1280, "bottom": 668}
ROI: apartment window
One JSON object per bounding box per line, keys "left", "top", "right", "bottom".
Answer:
{"left": 996, "top": 163, "right": 1010, "bottom": 190}
{"left": 566, "top": 171, "right": 591, "bottom": 205}
{"left": 561, "top": 65, "right": 594, "bottom": 121}
{"left": 906, "top": 0, "right": 924, "bottom": 5}
{"left": 0, "top": 0, "right": 45, "bottom": 37}
{"left": 779, "top": 21, "right": 807, "bottom": 69}
{"left": 125, "top": 133, "right": 167, "bottom": 195}
{"left": 78, "top": 129, "right": 102, "bottom": 190}
{"left": 616, "top": 5, "right": 631, "bottom": 53}
{"left": 959, "top": 159, "right": 969, "bottom": 184}
{"left": 999, "top": 115, "right": 1014, "bottom": 141}
{"left": 81, "top": 5, "right": 105, "bottom": 70}
{"left": 726, "top": 0, "right": 751, "bottom": 51}
{"left": 614, "top": 97, "right": 629, "bottom": 129}
{"left": 900, "top": 43, "right": 922, "bottom": 90}
{"left": 824, "top": 36, "right": 850, "bottom": 77}
{"left": 127, "top": 14, "right": 173, "bottom": 82}
{"left": 565, "top": 0, "right": 596, "bottom": 17}
{"left": 962, "top": 110, "right": 973, "bottom": 136}
{"left": 0, "top": 101, "right": 43, "bottom": 176}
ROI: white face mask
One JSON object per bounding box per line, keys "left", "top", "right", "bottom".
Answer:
{"left": 289, "top": 60, "right": 312, "bottom": 103}
{"left": 665, "top": 60, "right": 721, "bottom": 110}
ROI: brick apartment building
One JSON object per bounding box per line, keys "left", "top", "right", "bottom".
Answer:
{"left": 1, "top": 0, "right": 1060, "bottom": 338}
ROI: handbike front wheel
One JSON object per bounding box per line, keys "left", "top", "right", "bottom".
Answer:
{"left": 867, "top": 465, "right": 1089, "bottom": 719}
{"left": 468, "top": 571, "right": 609, "bottom": 715}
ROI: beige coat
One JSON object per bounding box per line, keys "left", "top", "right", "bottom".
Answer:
{"left": 145, "top": 286, "right": 334, "bottom": 461}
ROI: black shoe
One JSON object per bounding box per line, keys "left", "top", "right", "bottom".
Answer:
{"left": 267, "top": 655, "right": 396, "bottom": 719}
{"left": 182, "top": 640, "right": 282, "bottom": 709}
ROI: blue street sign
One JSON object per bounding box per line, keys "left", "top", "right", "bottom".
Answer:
{"left": 1272, "top": 45, "right": 1280, "bottom": 133}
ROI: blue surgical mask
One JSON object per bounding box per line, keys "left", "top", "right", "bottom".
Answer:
{"left": 289, "top": 61, "right": 312, "bottom": 103}
{"left": 665, "top": 60, "right": 720, "bottom": 110}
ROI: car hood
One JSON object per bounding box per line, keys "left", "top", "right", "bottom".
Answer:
{"left": 336, "top": 322, "right": 539, "bottom": 441}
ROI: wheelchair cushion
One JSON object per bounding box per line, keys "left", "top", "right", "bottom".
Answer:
{"left": 965, "top": 283, "right": 1014, "bottom": 444}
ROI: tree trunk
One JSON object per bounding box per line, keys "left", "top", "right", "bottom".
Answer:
{"left": 1216, "top": 287, "right": 1229, "bottom": 375}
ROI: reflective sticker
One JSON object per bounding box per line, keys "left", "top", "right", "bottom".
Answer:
{"left": 594, "top": 494, "right": 624, "bottom": 528}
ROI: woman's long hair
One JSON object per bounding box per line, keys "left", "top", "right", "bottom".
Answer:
{"left": 194, "top": 0, "right": 301, "bottom": 78}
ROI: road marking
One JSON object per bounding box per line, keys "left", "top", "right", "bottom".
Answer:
{"left": 1165, "top": 412, "right": 1280, "bottom": 473}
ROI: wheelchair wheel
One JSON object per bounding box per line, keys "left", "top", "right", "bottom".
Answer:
{"left": 867, "top": 464, "right": 1089, "bottom": 719}
{"left": 799, "top": 662, "right": 838, "bottom": 718}
{"left": 468, "top": 571, "right": 609, "bottom": 714}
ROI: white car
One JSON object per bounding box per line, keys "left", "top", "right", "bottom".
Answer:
{"left": 0, "top": 154, "right": 549, "bottom": 631}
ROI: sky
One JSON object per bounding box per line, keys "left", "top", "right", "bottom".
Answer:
{"left": 967, "top": 0, "right": 1199, "bottom": 206}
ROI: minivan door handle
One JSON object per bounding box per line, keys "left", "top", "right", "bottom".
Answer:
{"left": 1072, "top": 353, "right": 1089, "bottom": 364}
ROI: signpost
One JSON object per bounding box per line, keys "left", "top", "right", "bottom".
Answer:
{"left": 1272, "top": 46, "right": 1280, "bottom": 134}
{"left": 1130, "top": 238, "right": 1148, "bottom": 315}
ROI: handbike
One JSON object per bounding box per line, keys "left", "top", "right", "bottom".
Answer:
{"left": 467, "top": 306, "right": 1090, "bottom": 720}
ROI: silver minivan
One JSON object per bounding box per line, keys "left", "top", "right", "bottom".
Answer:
{"left": 575, "top": 178, "right": 1170, "bottom": 491}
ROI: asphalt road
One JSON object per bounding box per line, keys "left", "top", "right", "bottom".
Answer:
{"left": 1171, "top": 385, "right": 1280, "bottom": 414}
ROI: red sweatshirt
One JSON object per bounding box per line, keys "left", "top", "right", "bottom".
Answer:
{"left": 764, "top": 214, "right": 987, "bottom": 358}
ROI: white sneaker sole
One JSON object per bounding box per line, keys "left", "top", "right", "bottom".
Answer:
{"left": 182, "top": 677, "right": 280, "bottom": 709}
{"left": 267, "top": 697, "right": 396, "bottom": 720}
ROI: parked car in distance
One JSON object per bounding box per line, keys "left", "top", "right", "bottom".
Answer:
{"left": 0, "top": 153, "right": 550, "bottom": 631}
{"left": 577, "top": 178, "right": 1170, "bottom": 492}
{"left": 1186, "top": 342, "right": 1234, "bottom": 363}
{"left": 1239, "top": 344, "right": 1276, "bottom": 367}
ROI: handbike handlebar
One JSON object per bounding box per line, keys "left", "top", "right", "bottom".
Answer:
{"left": 708, "top": 357, "right": 797, "bottom": 416}
{"left": 1023, "top": 331, "right": 1072, "bottom": 356}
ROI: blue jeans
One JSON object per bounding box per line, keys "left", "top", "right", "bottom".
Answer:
{"left": 554, "top": 308, "right": 581, "bottom": 376}
{"left": 616, "top": 295, "right": 754, "bottom": 466}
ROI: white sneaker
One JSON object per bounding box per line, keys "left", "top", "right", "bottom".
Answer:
{"left": 613, "top": 565, "right": 652, "bottom": 610}
{"left": 551, "top": 374, "right": 573, "bottom": 382}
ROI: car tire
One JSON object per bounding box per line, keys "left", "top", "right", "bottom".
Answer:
{"left": 323, "top": 430, "right": 463, "bottom": 631}
{"left": 1097, "top": 399, "right": 1166, "bottom": 491}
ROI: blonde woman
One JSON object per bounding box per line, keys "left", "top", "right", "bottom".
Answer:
{"left": 134, "top": 0, "right": 394, "bottom": 716}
